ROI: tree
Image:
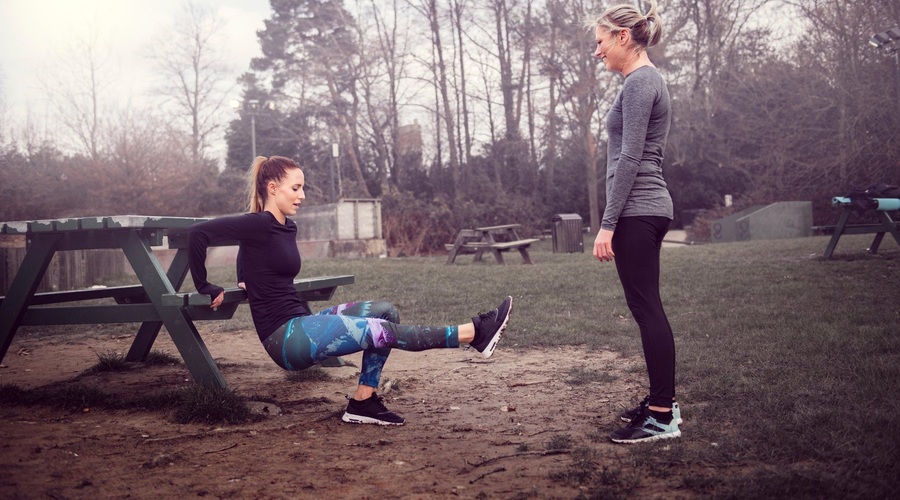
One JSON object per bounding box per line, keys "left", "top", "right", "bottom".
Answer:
{"left": 0, "top": 66, "right": 8, "bottom": 147}
{"left": 409, "top": 0, "right": 461, "bottom": 198}
{"left": 146, "top": 0, "right": 234, "bottom": 164}
{"left": 42, "top": 29, "right": 113, "bottom": 163}
{"left": 538, "top": 0, "right": 613, "bottom": 232}
{"left": 450, "top": 0, "right": 474, "bottom": 168}
{"left": 252, "top": 0, "right": 372, "bottom": 197}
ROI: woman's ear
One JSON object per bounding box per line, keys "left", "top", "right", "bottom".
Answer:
{"left": 267, "top": 180, "right": 278, "bottom": 195}
{"left": 618, "top": 28, "right": 631, "bottom": 44}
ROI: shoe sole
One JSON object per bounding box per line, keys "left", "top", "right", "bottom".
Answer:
{"left": 341, "top": 412, "right": 405, "bottom": 426}
{"left": 480, "top": 296, "right": 512, "bottom": 359}
{"left": 610, "top": 429, "right": 681, "bottom": 444}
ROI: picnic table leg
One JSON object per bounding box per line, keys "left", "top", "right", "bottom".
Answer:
{"left": 446, "top": 232, "right": 467, "bottom": 264}
{"left": 125, "top": 249, "right": 190, "bottom": 362}
{"left": 121, "top": 231, "right": 228, "bottom": 389}
{"left": 867, "top": 212, "right": 900, "bottom": 254}
{"left": 518, "top": 247, "right": 534, "bottom": 265}
{"left": 868, "top": 232, "right": 886, "bottom": 254}
{"left": 823, "top": 209, "right": 851, "bottom": 259}
{"left": 0, "top": 234, "right": 61, "bottom": 363}
{"left": 482, "top": 233, "right": 505, "bottom": 264}
{"left": 506, "top": 227, "right": 534, "bottom": 264}
{"left": 489, "top": 247, "right": 505, "bottom": 264}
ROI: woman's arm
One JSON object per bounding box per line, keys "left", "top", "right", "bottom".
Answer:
{"left": 187, "top": 214, "right": 265, "bottom": 302}
{"left": 601, "top": 72, "right": 658, "bottom": 231}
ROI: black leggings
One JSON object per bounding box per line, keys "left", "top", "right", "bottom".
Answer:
{"left": 612, "top": 216, "right": 675, "bottom": 408}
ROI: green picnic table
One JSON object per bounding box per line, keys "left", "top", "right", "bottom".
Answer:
{"left": 0, "top": 215, "right": 353, "bottom": 389}
{"left": 820, "top": 197, "right": 900, "bottom": 259}
{"left": 445, "top": 224, "right": 540, "bottom": 265}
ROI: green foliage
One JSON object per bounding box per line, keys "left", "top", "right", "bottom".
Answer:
{"left": 143, "top": 350, "right": 183, "bottom": 366}
{"left": 545, "top": 433, "right": 572, "bottom": 451}
{"left": 88, "top": 351, "right": 131, "bottom": 373}
{"left": 0, "top": 383, "right": 32, "bottom": 405}
{"left": 381, "top": 188, "right": 549, "bottom": 255}
{"left": 2, "top": 381, "right": 260, "bottom": 426}
{"left": 172, "top": 385, "right": 261, "bottom": 425}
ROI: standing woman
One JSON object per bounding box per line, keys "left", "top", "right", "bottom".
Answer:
{"left": 591, "top": 1, "right": 681, "bottom": 443}
{"left": 188, "top": 155, "right": 512, "bottom": 426}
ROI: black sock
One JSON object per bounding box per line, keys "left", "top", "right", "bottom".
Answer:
{"left": 650, "top": 409, "right": 672, "bottom": 424}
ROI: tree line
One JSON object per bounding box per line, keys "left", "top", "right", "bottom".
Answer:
{"left": 2, "top": 0, "right": 898, "bottom": 255}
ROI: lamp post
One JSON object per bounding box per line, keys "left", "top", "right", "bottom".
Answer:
{"left": 230, "top": 98, "right": 275, "bottom": 161}
{"left": 869, "top": 27, "right": 900, "bottom": 123}
{"left": 330, "top": 143, "right": 338, "bottom": 202}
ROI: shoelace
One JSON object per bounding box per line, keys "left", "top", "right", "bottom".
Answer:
{"left": 476, "top": 309, "right": 497, "bottom": 324}
{"left": 627, "top": 409, "right": 652, "bottom": 429}
{"left": 369, "top": 396, "right": 391, "bottom": 414}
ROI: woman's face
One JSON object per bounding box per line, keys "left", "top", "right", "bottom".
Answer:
{"left": 595, "top": 26, "right": 625, "bottom": 73}
{"left": 268, "top": 168, "right": 306, "bottom": 219}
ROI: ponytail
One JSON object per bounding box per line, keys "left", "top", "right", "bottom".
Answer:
{"left": 593, "top": 0, "right": 664, "bottom": 50}
{"left": 644, "top": 1, "right": 663, "bottom": 48}
{"left": 246, "top": 155, "right": 302, "bottom": 213}
{"left": 247, "top": 156, "right": 268, "bottom": 212}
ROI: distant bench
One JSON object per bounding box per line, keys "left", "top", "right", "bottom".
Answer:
{"left": 446, "top": 224, "right": 539, "bottom": 265}
{"left": 818, "top": 197, "right": 900, "bottom": 259}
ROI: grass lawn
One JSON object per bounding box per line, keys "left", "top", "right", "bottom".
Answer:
{"left": 282, "top": 233, "right": 899, "bottom": 497}
{"left": 9, "top": 232, "right": 896, "bottom": 497}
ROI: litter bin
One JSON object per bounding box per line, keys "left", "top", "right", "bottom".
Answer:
{"left": 551, "top": 214, "right": 584, "bottom": 253}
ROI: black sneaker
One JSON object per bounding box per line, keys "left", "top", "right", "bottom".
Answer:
{"left": 609, "top": 408, "right": 681, "bottom": 444}
{"left": 470, "top": 296, "right": 512, "bottom": 358}
{"left": 341, "top": 392, "right": 405, "bottom": 426}
{"left": 619, "top": 396, "right": 682, "bottom": 425}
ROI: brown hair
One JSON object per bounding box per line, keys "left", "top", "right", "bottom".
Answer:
{"left": 593, "top": 1, "right": 663, "bottom": 49}
{"left": 247, "top": 155, "right": 301, "bottom": 212}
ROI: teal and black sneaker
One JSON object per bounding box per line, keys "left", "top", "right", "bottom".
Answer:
{"left": 609, "top": 409, "right": 681, "bottom": 444}
{"left": 618, "top": 396, "right": 682, "bottom": 425}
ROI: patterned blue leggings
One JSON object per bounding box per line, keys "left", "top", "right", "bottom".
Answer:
{"left": 262, "top": 301, "right": 460, "bottom": 388}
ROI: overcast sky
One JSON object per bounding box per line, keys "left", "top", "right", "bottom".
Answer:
{"left": 0, "top": 0, "right": 272, "bottom": 128}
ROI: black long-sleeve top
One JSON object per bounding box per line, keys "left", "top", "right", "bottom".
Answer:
{"left": 187, "top": 211, "right": 310, "bottom": 340}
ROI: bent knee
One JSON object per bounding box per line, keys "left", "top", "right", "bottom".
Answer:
{"left": 368, "top": 301, "right": 400, "bottom": 322}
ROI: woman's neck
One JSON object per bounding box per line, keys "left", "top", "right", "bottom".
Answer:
{"left": 622, "top": 51, "right": 653, "bottom": 77}
{"left": 265, "top": 207, "right": 285, "bottom": 225}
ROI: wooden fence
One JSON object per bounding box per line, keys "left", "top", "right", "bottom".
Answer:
{"left": 0, "top": 236, "right": 126, "bottom": 295}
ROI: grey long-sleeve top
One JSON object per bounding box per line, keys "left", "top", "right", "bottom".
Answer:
{"left": 601, "top": 65, "right": 673, "bottom": 231}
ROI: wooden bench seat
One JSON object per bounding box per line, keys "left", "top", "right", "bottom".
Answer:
{"left": 162, "top": 275, "right": 354, "bottom": 307}
{"left": 444, "top": 242, "right": 489, "bottom": 252}
{"left": 1, "top": 284, "right": 148, "bottom": 306}
{"left": 489, "top": 239, "right": 540, "bottom": 250}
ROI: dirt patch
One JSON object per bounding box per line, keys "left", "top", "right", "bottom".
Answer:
{"left": 0, "top": 328, "right": 686, "bottom": 498}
